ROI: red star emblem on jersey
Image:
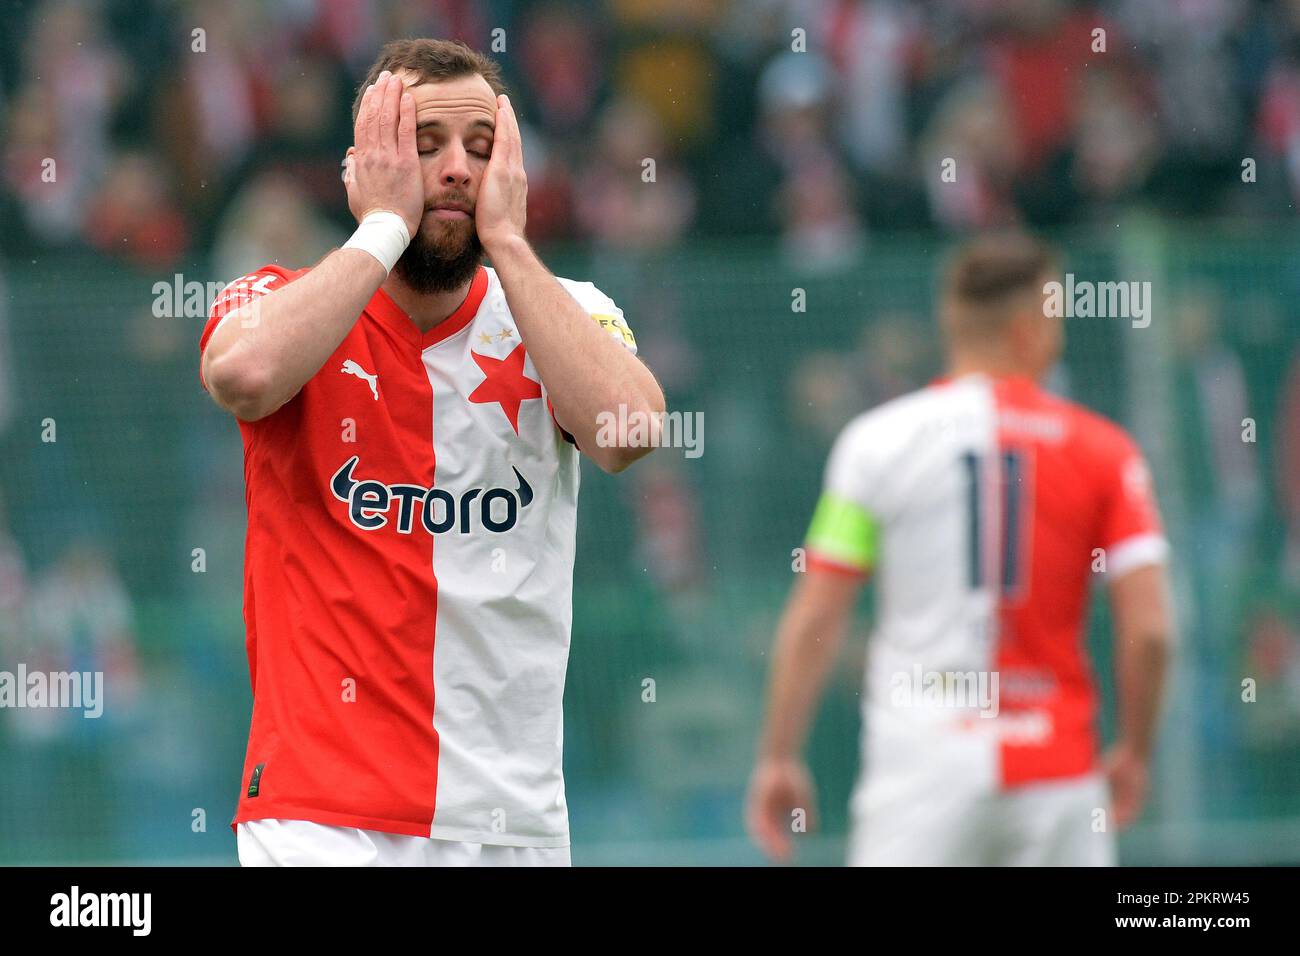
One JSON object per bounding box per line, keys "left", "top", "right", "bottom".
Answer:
{"left": 468, "top": 343, "right": 542, "bottom": 434}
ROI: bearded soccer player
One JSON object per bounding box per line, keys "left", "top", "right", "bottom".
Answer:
{"left": 199, "top": 39, "right": 663, "bottom": 866}
{"left": 747, "top": 235, "right": 1173, "bottom": 866}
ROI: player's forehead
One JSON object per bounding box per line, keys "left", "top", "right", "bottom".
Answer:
{"left": 395, "top": 70, "right": 497, "bottom": 131}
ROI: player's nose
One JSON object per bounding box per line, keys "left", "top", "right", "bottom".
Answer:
{"left": 438, "top": 140, "right": 473, "bottom": 187}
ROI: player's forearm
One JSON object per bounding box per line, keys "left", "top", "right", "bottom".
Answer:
{"left": 487, "top": 235, "right": 665, "bottom": 472}
{"left": 1114, "top": 628, "right": 1169, "bottom": 759}
{"left": 758, "top": 600, "right": 849, "bottom": 760}
{"left": 203, "top": 249, "right": 387, "bottom": 421}
{"left": 1109, "top": 563, "right": 1174, "bottom": 759}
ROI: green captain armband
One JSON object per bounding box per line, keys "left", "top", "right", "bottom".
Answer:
{"left": 804, "top": 492, "right": 878, "bottom": 572}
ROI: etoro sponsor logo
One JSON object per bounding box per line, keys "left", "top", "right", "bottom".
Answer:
{"left": 330, "top": 456, "right": 533, "bottom": 534}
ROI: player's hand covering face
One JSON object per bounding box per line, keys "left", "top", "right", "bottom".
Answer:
{"left": 345, "top": 70, "right": 425, "bottom": 240}
{"left": 473, "top": 93, "right": 528, "bottom": 250}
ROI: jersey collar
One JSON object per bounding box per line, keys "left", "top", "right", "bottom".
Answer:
{"left": 931, "top": 371, "right": 1039, "bottom": 391}
{"left": 369, "top": 265, "right": 490, "bottom": 350}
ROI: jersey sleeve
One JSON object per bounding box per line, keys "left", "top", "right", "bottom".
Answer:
{"left": 548, "top": 280, "right": 638, "bottom": 447}
{"left": 1096, "top": 429, "right": 1168, "bottom": 577}
{"left": 561, "top": 280, "right": 637, "bottom": 356}
{"left": 198, "top": 266, "right": 296, "bottom": 392}
{"left": 803, "top": 417, "right": 882, "bottom": 578}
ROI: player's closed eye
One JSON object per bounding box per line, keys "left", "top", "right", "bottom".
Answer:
{"left": 417, "top": 146, "right": 491, "bottom": 159}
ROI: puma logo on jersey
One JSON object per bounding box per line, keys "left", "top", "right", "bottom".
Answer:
{"left": 341, "top": 359, "right": 378, "bottom": 400}
{"left": 330, "top": 456, "right": 534, "bottom": 534}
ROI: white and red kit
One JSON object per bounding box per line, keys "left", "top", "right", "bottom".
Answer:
{"left": 804, "top": 373, "right": 1168, "bottom": 865}
{"left": 200, "top": 262, "right": 636, "bottom": 849}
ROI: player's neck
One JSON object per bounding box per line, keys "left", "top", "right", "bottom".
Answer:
{"left": 947, "top": 353, "right": 1038, "bottom": 382}
{"left": 381, "top": 273, "right": 477, "bottom": 335}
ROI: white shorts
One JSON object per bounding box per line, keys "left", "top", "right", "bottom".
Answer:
{"left": 237, "top": 819, "right": 571, "bottom": 867}
{"left": 847, "top": 772, "right": 1117, "bottom": 867}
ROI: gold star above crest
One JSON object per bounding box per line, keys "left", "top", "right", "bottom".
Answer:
{"left": 496, "top": 327, "right": 515, "bottom": 341}
{"left": 477, "top": 332, "right": 495, "bottom": 345}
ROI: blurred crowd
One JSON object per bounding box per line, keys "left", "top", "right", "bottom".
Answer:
{"left": 3, "top": 0, "right": 1300, "bottom": 273}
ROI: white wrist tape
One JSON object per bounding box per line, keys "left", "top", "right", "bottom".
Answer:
{"left": 342, "top": 210, "right": 411, "bottom": 274}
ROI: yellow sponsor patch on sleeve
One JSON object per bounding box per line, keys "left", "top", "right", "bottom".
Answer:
{"left": 591, "top": 313, "right": 636, "bottom": 348}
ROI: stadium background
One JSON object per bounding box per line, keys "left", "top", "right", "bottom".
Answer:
{"left": 1, "top": 0, "right": 1299, "bottom": 864}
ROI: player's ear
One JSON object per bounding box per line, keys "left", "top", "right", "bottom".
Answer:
{"left": 341, "top": 148, "right": 355, "bottom": 184}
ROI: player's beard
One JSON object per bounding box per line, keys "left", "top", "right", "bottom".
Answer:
{"left": 392, "top": 214, "right": 482, "bottom": 294}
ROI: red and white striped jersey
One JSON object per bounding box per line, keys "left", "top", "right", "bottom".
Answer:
{"left": 200, "top": 262, "right": 636, "bottom": 847}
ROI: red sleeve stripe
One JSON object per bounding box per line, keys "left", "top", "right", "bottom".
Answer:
{"left": 806, "top": 551, "right": 870, "bottom": 579}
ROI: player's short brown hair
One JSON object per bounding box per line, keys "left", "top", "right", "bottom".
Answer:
{"left": 940, "top": 233, "right": 1059, "bottom": 344}
{"left": 351, "top": 39, "right": 508, "bottom": 125}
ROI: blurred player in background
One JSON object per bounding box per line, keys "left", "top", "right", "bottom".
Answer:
{"left": 747, "top": 235, "right": 1173, "bottom": 866}
{"left": 198, "top": 39, "right": 663, "bottom": 866}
